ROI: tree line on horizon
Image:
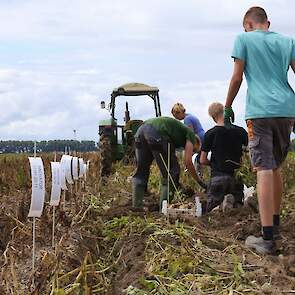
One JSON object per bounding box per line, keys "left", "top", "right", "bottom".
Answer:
{"left": 1, "top": 138, "right": 295, "bottom": 154}
{"left": 0, "top": 140, "right": 97, "bottom": 153}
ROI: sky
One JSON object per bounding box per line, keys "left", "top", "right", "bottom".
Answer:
{"left": 0, "top": 0, "right": 294, "bottom": 141}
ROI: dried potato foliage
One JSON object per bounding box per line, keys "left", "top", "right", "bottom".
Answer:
{"left": 0, "top": 153, "right": 295, "bottom": 294}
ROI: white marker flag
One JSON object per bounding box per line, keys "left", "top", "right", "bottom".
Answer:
{"left": 84, "top": 163, "right": 87, "bottom": 180}
{"left": 62, "top": 155, "right": 74, "bottom": 184}
{"left": 28, "top": 157, "right": 45, "bottom": 217}
{"left": 72, "top": 157, "right": 79, "bottom": 180}
{"left": 78, "top": 158, "right": 84, "bottom": 178}
{"left": 50, "top": 162, "right": 61, "bottom": 206}
{"left": 60, "top": 155, "right": 68, "bottom": 190}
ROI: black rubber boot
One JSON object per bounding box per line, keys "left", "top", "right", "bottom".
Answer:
{"left": 132, "top": 184, "right": 145, "bottom": 208}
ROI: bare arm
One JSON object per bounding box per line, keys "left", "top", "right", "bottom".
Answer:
{"left": 195, "top": 133, "right": 201, "bottom": 152}
{"left": 225, "top": 59, "right": 245, "bottom": 107}
{"left": 184, "top": 140, "right": 200, "bottom": 182}
{"left": 200, "top": 151, "right": 210, "bottom": 166}
{"left": 184, "top": 141, "right": 197, "bottom": 179}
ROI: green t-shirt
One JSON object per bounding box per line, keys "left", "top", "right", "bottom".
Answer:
{"left": 145, "top": 117, "right": 196, "bottom": 148}
{"left": 232, "top": 30, "right": 295, "bottom": 119}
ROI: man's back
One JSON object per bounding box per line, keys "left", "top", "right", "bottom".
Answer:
{"left": 232, "top": 30, "right": 295, "bottom": 119}
{"left": 143, "top": 116, "right": 196, "bottom": 148}
{"left": 202, "top": 125, "right": 248, "bottom": 176}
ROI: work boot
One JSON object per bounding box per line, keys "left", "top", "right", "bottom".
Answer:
{"left": 221, "top": 194, "right": 235, "bottom": 212}
{"left": 245, "top": 236, "right": 276, "bottom": 255}
{"left": 132, "top": 184, "right": 145, "bottom": 209}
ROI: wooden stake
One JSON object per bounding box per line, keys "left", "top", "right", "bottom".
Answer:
{"left": 52, "top": 151, "right": 57, "bottom": 250}
{"left": 32, "top": 141, "right": 37, "bottom": 286}
{"left": 32, "top": 217, "right": 36, "bottom": 286}
{"left": 167, "top": 143, "right": 170, "bottom": 219}
{"left": 52, "top": 207, "right": 55, "bottom": 249}
{"left": 62, "top": 190, "right": 66, "bottom": 210}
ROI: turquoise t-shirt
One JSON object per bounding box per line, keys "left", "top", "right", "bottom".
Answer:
{"left": 232, "top": 30, "right": 295, "bottom": 119}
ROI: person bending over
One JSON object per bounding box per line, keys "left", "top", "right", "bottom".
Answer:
{"left": 132, "top": 116, "right": 204, "bottom": 210}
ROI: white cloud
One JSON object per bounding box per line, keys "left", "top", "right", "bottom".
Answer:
{"left": 0, "top": 112, "right": 69, "bottom": 139}
{"left": 0, "top": 1, "right": 294, "bottom": 140}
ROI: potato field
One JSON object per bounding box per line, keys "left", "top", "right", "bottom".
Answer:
{"left": 1, "top": 152, "right": 295, "bottom": 294}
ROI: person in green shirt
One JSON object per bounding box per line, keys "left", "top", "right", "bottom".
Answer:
{"left": 224, "top": 6, "right": 295, "bottom": 254}
{"left": 132, "top": 116, "right": 203, "bottom": 210}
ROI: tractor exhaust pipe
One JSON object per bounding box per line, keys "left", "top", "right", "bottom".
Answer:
{"left": 125, "top": 102, "right": 130, "bottom": 123}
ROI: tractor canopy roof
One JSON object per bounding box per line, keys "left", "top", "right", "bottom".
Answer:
{"left": 112, "top": 83, "right": 159, "bottom": 97}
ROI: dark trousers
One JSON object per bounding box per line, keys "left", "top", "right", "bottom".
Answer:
{"left": 133, "top": 124, "right": 180, "bottom": 188}
{"left": 205, "top": 174, "right": 244, "bottom": 213}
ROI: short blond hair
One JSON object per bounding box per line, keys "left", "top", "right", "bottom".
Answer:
{"left": 208, "top": 102, "right": 224, "bottom": 119}
{"left": 171, "top": 102, "right": 185, "bottom": 115}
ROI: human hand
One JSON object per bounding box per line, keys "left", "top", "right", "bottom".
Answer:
{"left": 224, "top": 106, "right": 235, "bottom": 127}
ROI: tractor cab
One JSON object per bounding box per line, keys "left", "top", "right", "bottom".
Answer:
{"left": 99, "top": 83, "right": 161, "bottom": 175}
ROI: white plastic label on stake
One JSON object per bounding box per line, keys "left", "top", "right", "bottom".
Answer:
{"left": 78, "top": 158, "right": 84, "bottom": 178}
{"left": 50, "top": 162, "right": 61, "bottom": 206}
{"left": 66, "top": 156, "right": 74, "bottom": 184}
{"left": 72, "top": 157, "right": 79, "bottom": 180}
{"left": 62, "top": 155, "right": 74, "bottom": 184}
{"left": 83, "top": 163, "right": 87, "bottom": 180}
{"left": 195, "top": 196, "right": 202, "bottom": 217}
{"left": 60, "top": 155, "right": 68, "bottom": 190}
{"left": 162, "top": 200, "right": 168, "bottom": 215}
{"left": 28, "top": 157, "right": 45, "bottom": 217}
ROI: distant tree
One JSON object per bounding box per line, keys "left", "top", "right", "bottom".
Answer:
{"left": 0, "top": 140, "right": 97, "bottom": 154}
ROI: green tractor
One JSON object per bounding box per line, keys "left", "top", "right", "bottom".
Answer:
{"left": 99, "top": 83, "right": 161, "bottom": 176}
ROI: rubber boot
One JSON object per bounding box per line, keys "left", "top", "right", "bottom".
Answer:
{"left": 132, "top": 184, "right": 145, "bottom": 208}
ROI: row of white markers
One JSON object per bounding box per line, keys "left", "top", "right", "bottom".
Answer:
{"left": 28, "top": 155, "right": 89, "bottom": 218}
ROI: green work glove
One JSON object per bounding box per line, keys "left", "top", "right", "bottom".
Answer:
{"left": 224, "top": 106, "right": 235, "bottom": 127}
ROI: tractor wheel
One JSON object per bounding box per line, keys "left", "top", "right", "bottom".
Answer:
{"left": 122, "top": 143, "right": 136, "bottom": 165}
{"left": 122, "top": 133, "right": 136, "bottom": 165}
{"left": 99, "top": 135, "right": 112, "bottom": 176}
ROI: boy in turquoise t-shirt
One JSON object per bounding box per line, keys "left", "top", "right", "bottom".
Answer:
{"left": 224, "top": 6, "right": 295, "bottom": 254}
